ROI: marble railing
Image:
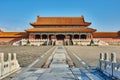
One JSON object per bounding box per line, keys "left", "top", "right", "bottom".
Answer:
{"left": 72, "top": 39, "right": 109, "bottom": 46}
{"left": 20, "top": 39, "right": 48, "bottom": 46}
{"left": 97, "top": 52, "right": 120, "bottom": 79}
{"left": 0, "top": 53, "right": 20, "bottom": 79}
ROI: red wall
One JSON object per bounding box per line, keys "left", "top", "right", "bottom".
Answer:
{"left": 0, "top": 38, "right": 22, "bottom": 42}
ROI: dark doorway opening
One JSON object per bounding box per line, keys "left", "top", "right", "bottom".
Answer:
{"left": 35, "top": 35, "right": 40, "bottom": 39}
{"left": 74, "top": 35, "right": 79, "bottom": 39}
{"left": 81, "top": 34, "right": 86, "bottom": 39}
{"left": 42, "top": 35, "right": 47, "bottom": 39}
{"left": 56, "top": 35, "right": 65, "bottom": 40}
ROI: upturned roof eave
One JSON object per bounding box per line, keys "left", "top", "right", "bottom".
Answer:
{"left": 30, "top": 22, "right": 91, "bottom": 26}
{"left": 25, "top": 28, "right": 96, "bottom": 33}
{"left": 30, "top": 24, "right": 91, "bottom": 26}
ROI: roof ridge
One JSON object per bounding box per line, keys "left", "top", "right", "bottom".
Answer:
{"left": 37, "top": 16, "right": 84, "bottom": 18}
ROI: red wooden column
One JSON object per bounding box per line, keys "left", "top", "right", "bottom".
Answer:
{"left": 86, "top": 34, "right": 88, "bottom": 39}
{"left": 87, "top": 34, "right": 90, "bottom": 39}
{"left": 54, "top": 35, "right": 56, "bottom": 40}
{"left": 89, "top": 34, "right": 91, "bottom": 39}
{"left": 40, "top": 34, "right": 42, "bottom": 40}
{"left": 88, "top": 34, "right": 90, "bottom": 39}
{"left": 33, "top": 34, "right": 35, "bottom": 39}
{"left": 29, "top": 34, "right": 32, "bottom": 39}
{"left": 90, "top": 34, "right": 93, "bottom": 39}
{"left": 89, "top": 34, "right": 90, "bottom": 39}
{"left": 65, "top": 35, "right": 67, "bottom": 40}
{"left": 47, "top": 35, "right": 49, "bottom": 40}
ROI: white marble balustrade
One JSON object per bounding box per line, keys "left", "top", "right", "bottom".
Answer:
{"left": 0, "top": 53, "right": 20, "bottom": 79}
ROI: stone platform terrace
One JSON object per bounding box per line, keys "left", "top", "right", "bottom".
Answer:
{"left": 2, "top": 46, "right": 120, "bottom": 80}
{"left": 0, "top": 46, "right": 120, "bottom": 80}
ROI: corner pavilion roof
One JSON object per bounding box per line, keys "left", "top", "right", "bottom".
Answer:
{"left": 30, "top": 16, "right": 91, "bottom": 26}
{"left": 26, "top": 27, "right": 96, "bottom": 33}
{"left": 93, "top": 32, "right": 119, "bottom": 38}
{"left": 0, "top": 32, "right": 27, "bottom": 37}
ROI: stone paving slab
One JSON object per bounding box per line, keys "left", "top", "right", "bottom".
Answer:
{"left": 8, "top": 68, "right": 114, "bottom": 80}
{"left": 38, "top": 68, "right": 75, "bottom": 80}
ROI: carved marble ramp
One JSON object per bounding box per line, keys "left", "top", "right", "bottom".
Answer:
{"left": 38, "top": 47, "right": 74, "bottom": 80}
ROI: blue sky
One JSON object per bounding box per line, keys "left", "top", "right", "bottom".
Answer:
{"left": 0, "top": 0, "right": 120, "bottom": 32}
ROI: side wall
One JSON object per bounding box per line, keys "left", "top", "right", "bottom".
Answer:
{"left": 0, "top": 38, "right": 23, "bottom": 42}
{"left": 93, "top": 32, "right": 120, "bottom": 45}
